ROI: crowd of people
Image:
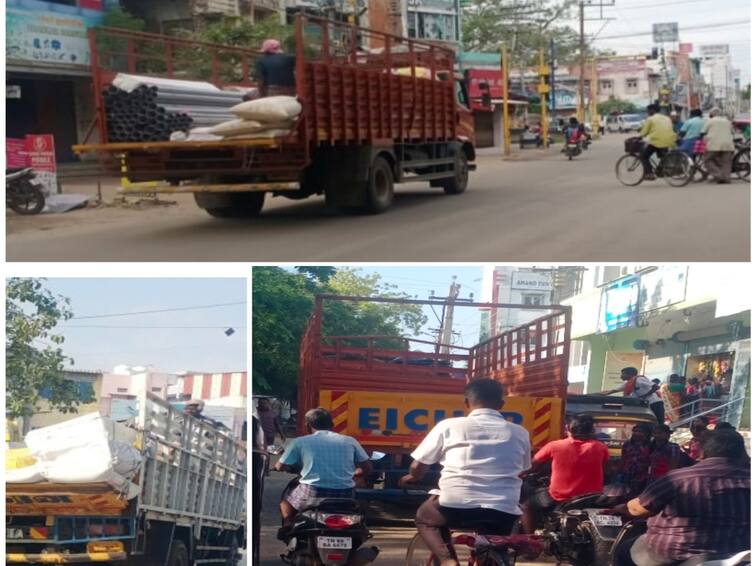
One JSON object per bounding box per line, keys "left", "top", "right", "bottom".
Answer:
{"left": 638, "top": 103, "right": 746, "bottom": 183}
{"left": 264, "top": 378, "right": 750, "bottom": 566}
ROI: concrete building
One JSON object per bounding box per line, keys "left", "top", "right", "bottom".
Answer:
{"left": 122, "top": 0, "right": 283, "bottom": 30}
{"left": 6, "top": 0, "right": 112, "bottom": 162}
{"left": 27, "top": 369, "right": 103, "bottom": 431}
{"left": 562, "top": 265, "right": 750, "bottom": 428}
{"left": 596, "top": 56, "right": 657, "bottom": 109}
{"left": 698, "top": 44, "right": 740, "bottom": 115}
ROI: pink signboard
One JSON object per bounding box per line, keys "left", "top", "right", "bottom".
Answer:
{"left": 6, "top": 138, "right": 28, "bottom": 169}
{"left": 596, "top": 58, "right": 646, "bottom": 74}
{"left": 679, "top": 43, "right": 693, "bottom": 54}
{"left": 24, "top": 134, "right": 57, "bottom": 194}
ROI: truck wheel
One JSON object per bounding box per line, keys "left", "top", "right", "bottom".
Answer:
{"left": 194, "top": 192, "right": 264, "bottom": 218}
{"left": 440, "top": 152, "right": 469, "bottom": 195}
{"left": 167, "top": 540, "right": 189, "bottom": 566}
{"left": 363, "top": 156, "right": 394, "bottom": 214}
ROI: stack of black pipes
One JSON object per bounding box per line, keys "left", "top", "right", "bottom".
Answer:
{"left": 103, "top": 84, "right": 242, "bottom": 142}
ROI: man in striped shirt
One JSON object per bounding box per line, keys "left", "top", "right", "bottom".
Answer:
{"left": 612, "top": 428, "right": 750, "bottom": 565}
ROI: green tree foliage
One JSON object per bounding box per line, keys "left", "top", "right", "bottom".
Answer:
{"left": 598, "top": 97, "right": 639, "bottom": 115}
{"left": 252, "top": 267, "right": 426, "bottom": 401}
{"left": 6, "top": 279, "right": 87, "bottom": 419}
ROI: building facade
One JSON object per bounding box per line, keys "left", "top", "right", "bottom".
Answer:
{"left": 562, "top": 265, "right": 751, "bottom": 427}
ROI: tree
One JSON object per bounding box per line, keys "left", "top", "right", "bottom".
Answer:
{"left": 252, "top": 267, "right": 426, "bottom": 401}
{"left": 598, "top": 97, "right": 639, "bottom": 115}
{"left": 6, "top": 279, "right": 86, "bottom": 420}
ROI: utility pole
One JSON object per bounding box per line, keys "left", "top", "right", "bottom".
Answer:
{"left": 438, "top": 277, "right": 461, "bottom": 355}
{"left": 501, "top": 44, "right": 511, "bottom": 156}
{"left": 538, "top": 46, "right": 550, "bottom": 148}
{"left": 578, "top": 0, "right": 585, "bottom": 123}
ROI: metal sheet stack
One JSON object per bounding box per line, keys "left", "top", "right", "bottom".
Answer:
{"left": 103, "top": 78, "right": 243, "bottom": 142}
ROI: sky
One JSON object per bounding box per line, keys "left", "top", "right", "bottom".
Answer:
{"left": 32, "top": 278, "right": 247, "bottom": 374}
{"left": 565, "top": 0, "right": 751, "bottom": 84}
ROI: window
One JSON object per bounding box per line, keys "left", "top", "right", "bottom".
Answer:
{"left": 599, "top": 79, "right": 613, "bottom": 93}
{"left": 625, "top": 78, "right": 639, "bottom": 94}
{"left": 117, "top": 387, "right": 128, "bottom": 393}
{"left": 151, "top": 387, "right": 162, "bottom": 392}
{"left": 522, "top": 294, "right": 544, "bottom": 306}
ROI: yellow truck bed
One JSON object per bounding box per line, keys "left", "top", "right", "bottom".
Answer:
{"left": 6, "top": 482, "right": 130, "bottom": 516}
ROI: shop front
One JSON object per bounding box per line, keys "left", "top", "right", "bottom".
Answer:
{"left": 6, "top": 0, "right": 105, "bottom": 163}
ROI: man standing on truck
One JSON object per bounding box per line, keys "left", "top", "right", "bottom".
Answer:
{"left": 275, "top": 407, "right": 372, "bottom": 533}
{"left": 254, "top": 39, "right": 296, "bottom": 98}
{"left": 399, "top": 379, "right": 531, "bottom": 566}
{"left": 601, "top": 367, "right": 665, "bottom": 425}
{"left": 521, "top": 414, "right": 610, "bottom": 533}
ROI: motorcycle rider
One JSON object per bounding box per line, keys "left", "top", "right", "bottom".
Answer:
{"left": 275, "top": 407, "right": 372, "bottom": 533}
{"left": 611, "top": 428, "right": 750, "bottom": 565}
{"left": 521, "top": 414, "right": 609, "bottom": 533}
{"left": 399, "top": 379, "right": 531, "bottom": 566}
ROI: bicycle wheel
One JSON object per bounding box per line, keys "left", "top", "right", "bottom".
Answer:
{"left": 615, "top": 154, "right": 645, "bottom": 186}
{"left": 691, "top": 154, "right": 709, "bottom": 183}
{"left": 733, "top": 147, "right": 750, "bottom": 181}
{"left": 661, "top": 151, "right": 693, "bottom": 187}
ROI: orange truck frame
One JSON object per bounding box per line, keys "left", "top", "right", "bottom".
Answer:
{"left": 298, "top": 295, "right": 571, "bottom": 497}
{"left": 74, "top": 14, "right": 476, "bottom": 217}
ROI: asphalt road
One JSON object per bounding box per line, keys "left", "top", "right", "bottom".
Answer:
{"left": 7, "top": 135, "right": 749, "bottom": 261}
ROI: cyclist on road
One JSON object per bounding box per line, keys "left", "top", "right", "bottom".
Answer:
{"left": 399, "top": 379, "right": 531, "bottom": 566}
{"left": 521, "top": 414, "right": 609, "bottom": 533}
{"left": 638, "top": 103, "right": 677, "bottom": 180}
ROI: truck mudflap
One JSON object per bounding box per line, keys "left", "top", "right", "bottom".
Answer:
{"left": 6, "top": 551, "right": 127, "bottom": 563}
{"left": 119, "top": 181, "right": 300, "bottom": 194}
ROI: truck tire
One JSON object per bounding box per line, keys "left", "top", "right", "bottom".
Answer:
{"left": 167, "top": 540, "right": 189, "bottom": 566}
{"left": 440, "top": 152, "right": 469, "bottom": 195}
{"left": 194, "top": 192, "right": 264, "bottom": 218}
{"left": 363, "top": 156, "right": 394, "bottom": 214}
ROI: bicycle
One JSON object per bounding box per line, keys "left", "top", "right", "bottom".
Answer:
{"left": 615, "top": 137, "right": 693, "bottom": 187}
{"left": 405, "top": 531, "right": 544, "bottom": 566}
{"left": 733, "top": 142, "right": 750, "bottom": 182}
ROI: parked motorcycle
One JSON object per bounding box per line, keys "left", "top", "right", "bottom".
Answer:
{"left": 279, "top": 479, "right": 379, "bottom": 566}
{"left": 7, "top": 167, "right": 45, "bottom": 214}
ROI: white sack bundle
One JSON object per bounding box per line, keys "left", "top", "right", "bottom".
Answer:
{"left": 209, "top": 119, "right": 294, "bottom": 138}
{"left": 230, "top": 96, "right": 302, "bottom": 122}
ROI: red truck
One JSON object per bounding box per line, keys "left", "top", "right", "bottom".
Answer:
{"left": 298, "top": 295, "right": 572, "bottom": 499}
{"left": 74, "top": 15, "right": 476, "bottom": 217}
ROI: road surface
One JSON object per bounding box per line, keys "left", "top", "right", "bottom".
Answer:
{"left": 7, "top": 135, "right": 749, "bottom": 261}
{"left": 259, "top": 464, "right": 553, "bottom": 566}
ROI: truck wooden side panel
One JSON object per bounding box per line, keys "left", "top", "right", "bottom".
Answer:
{"left": 318, "top": 389, "right": 564, "bottom": 453}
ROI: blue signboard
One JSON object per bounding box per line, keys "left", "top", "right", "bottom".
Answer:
{"left": 6, "top": 0, "right": 104, "bottom": 66}
{"left": 599, "top": 275, "right": 640, "bottom": 333}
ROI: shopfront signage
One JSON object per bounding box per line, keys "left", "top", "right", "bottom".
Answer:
{"left": 599, "top": 274, "right": 640, "bottom": 333}
{"left": 6, "top": 4, "right": 104, "bottom": 66}
{"left": 6, "top": 138, "right": 28, "bottom": 169}
{"left": 638, "top": 266, "right": 688, "bottom": 313}
{"left": 512, "top": 272, "right": 553, "bottom": 291}
{"left": 700, "top": 44, "right": 729, "bottom": 57}
{"left": 597, "top": 58, "right": 646, "bottom": 74}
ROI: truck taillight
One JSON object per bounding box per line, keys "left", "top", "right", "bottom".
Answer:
{"left": 322, "top": 514, "right": 361, "bottom": 529}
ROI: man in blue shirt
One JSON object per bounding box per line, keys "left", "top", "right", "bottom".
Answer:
{"left": 276, "top": 407, "right": 372, "bottom": 529}
{"left": 679, "top": 108, "right": 705, "bottom": 156}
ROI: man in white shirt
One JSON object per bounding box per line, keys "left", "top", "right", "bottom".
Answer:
{"left": 399, "top": 379, "right": 531, "bottom": 566}
{"left": 701, "top": 107, "right": 736, "bottom": 184}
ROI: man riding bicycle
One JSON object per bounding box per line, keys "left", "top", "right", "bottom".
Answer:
{"left": 399, "top": 379, "right": 531, "bottom": 566}
{"left": 639, "top": 104, "right": 677, "bottom": 181}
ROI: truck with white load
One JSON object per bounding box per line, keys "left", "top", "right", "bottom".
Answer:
{"left": 5, "top": 391, "right": 246, "bottom": 565}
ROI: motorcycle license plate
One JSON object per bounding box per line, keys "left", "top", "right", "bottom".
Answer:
{"left": 594, "top": 514, "right": 623, "bottom": 527}
{"left": 317, "top": 536, "right": 353, "bottom": 549}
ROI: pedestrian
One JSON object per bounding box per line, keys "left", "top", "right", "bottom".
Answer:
{"left": 599, "top": 115, "right": 607, "bottom": 135}
{"left": 257, "top": 397, "right": 286, "bottom": 447}
{"left": 619, "top": 423, "right": 654, "bottom": 497}
{"left": 638, "top": 103, "right": 677, "bottom": 181}
{"left": 648, "top": 424, "right": 693, "bottom": 481}
{"left": 684, "top": 377, "right": 701, "bottom": 415}
{"left": 602, "top": 367, "right": 665, "bottom": 425}
{"left": 254, "top": 39, "right": 296, "bottom": 98}
{"left": 682, "top": 416, "right": 708, "bottom": 461}
{"left": 702, "top": 107, "right": 736, "bottom": 184}
{"left": 612, "top": 429, "right": 750, "bottom": 566}
{"left": 678, "top": 108, "right": 704, "bottom": 156}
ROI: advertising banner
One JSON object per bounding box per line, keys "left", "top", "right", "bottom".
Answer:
{"left": 679, "top": 43, "right": 693, "bottom": 54}
{"left": 6, "top": 138, "right": 28, "bottom": 169}
{"left": 25, "top": 134, "right": 57, "bottom": 195}
{"left": 638, "top": 266, "right": 688, "bottom": 313}
{"left": 652, "top": 22, "right": 679, "bottom": 43}
{"left": 700, "top": 44, "right": 729, "bottom": 56}
{"left": 599, "top": 275, "right": 640, "bottom": 333}
{"left": 6, "top": 4, "right": 104, "bottom": 66}
{"left": 597, "top": 58, "right": 646, "bottom": 74}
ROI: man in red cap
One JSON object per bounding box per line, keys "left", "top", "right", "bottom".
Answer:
{"left": 253, "top": 38, "right": 296, "bottom": 98}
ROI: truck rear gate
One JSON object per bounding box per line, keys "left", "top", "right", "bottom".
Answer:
{"left": 299, "top": 295, "right": 571, "bottom": 455}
